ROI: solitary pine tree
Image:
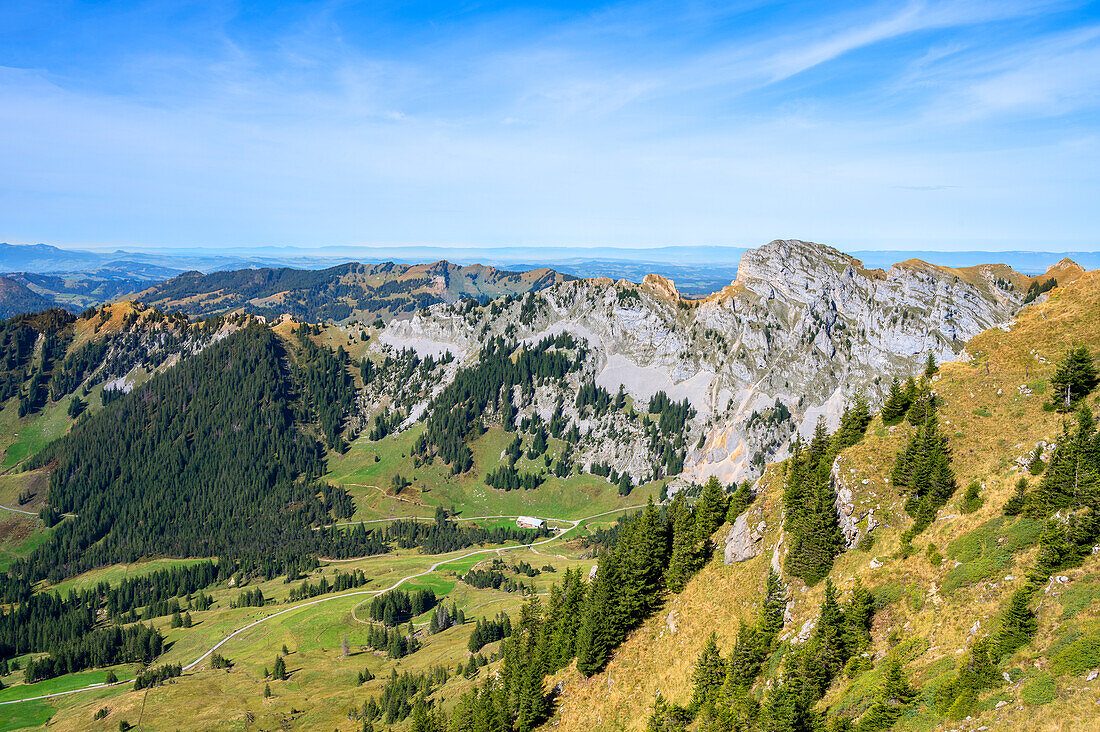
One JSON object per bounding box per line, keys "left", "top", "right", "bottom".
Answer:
{"left": 272, "top": 655, "right": 287, "bottom": 681}
{"left": 1050, "top": 345, "right": 1098, "bottom": 411}
{"left": 924, "top": 352, "right": 939, "bottom": 379}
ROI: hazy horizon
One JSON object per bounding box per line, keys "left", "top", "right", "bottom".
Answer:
{"left": 4, "top": 239, "right": 1100, "bottom": 257}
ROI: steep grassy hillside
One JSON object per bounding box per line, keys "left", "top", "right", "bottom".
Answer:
{"left": 549, "top": 271, "right": 1100, "bottom": 731}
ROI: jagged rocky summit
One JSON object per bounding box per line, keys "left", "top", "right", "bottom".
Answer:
{"left": 377, "top": 239, "right": 1071, "bottom": 486}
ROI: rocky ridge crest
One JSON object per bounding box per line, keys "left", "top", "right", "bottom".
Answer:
{"left": 377, "top": 239, "right": 1068, "bottom": 485}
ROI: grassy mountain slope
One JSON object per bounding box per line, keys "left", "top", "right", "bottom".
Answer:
{"left": 551, "top": 271, "right": 1100, "bottom": 730}
{"left": 130, "top": 260, "right": 571, "bottom": 323}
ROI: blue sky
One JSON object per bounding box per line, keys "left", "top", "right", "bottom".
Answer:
{"left": 1, "top": 1, "right": 1098, "bottom": 252}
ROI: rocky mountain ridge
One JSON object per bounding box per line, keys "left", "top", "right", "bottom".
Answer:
{"left": 376, "top": 239, "right": 1079, "bottom": 485}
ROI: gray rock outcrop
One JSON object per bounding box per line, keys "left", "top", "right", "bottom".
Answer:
{"left": 372, "top": 239, "right": 1036, "bottom": 484}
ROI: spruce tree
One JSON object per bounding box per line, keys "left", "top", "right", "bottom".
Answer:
{"left": 665, "top": 497, "right": 702, "bottom": 593}
{"left": 1003, "top": 477, "right": 1027, "bottom": 516}
{"left": 880, "top": 377, "right": 909, "bottom": 424}
{"left": 815, "top": 580, "right": 848, "bottom": 675}
{"left": 760, "top": 662, "right": 814, "bottom": 732}
{"left": 617, "top": 472, "right": 633, "bottom": 496}
{"left": 620, "top": 500, "right": 668, "bottom": 621}
{"left": 724, "top": 622, "right": 768, "bottom": 690}
{"left": 785, "top": 419, "right": 845, "bottom": 586}
{"left": 924, "top": 352, "right": 939, "bottom": 379}
{"left": 690, "top": 633, "right": 725, "bottom": 712}
{"left": 904, "top": 385, "right": 937, "bottom": 426}
{"left": 1050, "top": 345, "right": 1098, "bottom": 411}
{"left": 1027, "top": 445, "right": 1045, "bottom": 475}
{"left": 549, "top": 568, "right": 585, "bottom": 668}
{"left": 992, "top": 588, "right": 1038, "bottom": 661}
{"left": 935, "top": 637, "right": 998, "bottom": 718}
{"left": 1025, "top": 408, "right": 1098, "bottom": 522}
{"left": 760, "top": 569, "right": 788, "bottom": 638}
{"left": 892, "top": 405, "right": 956, "bottom": 532}
{"left": 785, "top": 467, "right": 845, "bottom": 586}
{"left": 272, "top": 654, "right": 287, "bottom": 681}
{"left": 842, "top": 579, "right": 875, "bottom": 656}
{"left": 959, "top": 637, "right": 999, "bottom": 691}
{"left": 726, "top": 481, "right": 754, "bottom": 522}
{"left": 696, "top": 476, "right": 728, "bottom": 538}
{"left": 835, "top": 393, "right": 872, "bottom": 449}
{"left": 575, "top": 556, "right": 616, "bottom": 676}
{"left": 855, "top": 656, "right": 916, "bottom": 731}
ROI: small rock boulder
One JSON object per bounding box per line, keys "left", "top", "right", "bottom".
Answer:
{"left": 724, "top": 513, "right": 762, "bottom": 564}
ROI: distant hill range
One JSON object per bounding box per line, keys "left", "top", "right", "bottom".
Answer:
{"left": 0, "top": 275, "right": 57, "bottom": 319}
{"left": 131, "top": 260, "right": 571, "bottom": 322}
{"left": 2, "top": 239, "right": 1098, "bottom": 319}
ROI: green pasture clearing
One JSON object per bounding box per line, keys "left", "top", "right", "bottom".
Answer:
{"left": 44, "top": 558, "right": 211, "bottom": 597}
{"left": 0, "top": 523, "right": 48, "bottom": 573}
{"left": 0, "top": 396, "right": 74, "bottom": 469}
{"left": 0, "top": 699, "right": 55, "bottom": 731}
{"left": 0, "top": 667, "right": 133, "bottom": 704}
{"left": 0, "top": 472, "right": 50, "bottom": 571}
{"left": 327, "top": 425, "right": 663, "bottom": 522}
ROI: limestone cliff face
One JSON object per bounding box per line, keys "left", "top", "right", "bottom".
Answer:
{"left": 376, "top": 240, "right": 1050, "bottom": 485}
